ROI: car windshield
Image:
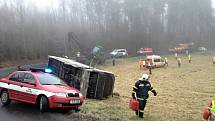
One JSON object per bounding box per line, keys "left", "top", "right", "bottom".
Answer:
{"left": 112, "top": 49, "right": 118, "bottom": 52}
{"left": 36, "top": 73, "right": 66, "bottom": 85}
{"left": 118, "top": 49, "right": 124, "bottom": 52}
{"left": 154, "top": 59, "right": 161, "bottom": 62}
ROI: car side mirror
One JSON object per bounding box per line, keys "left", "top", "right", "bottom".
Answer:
{"left": 9, "top": 77, "right": 13, "bottom": 80}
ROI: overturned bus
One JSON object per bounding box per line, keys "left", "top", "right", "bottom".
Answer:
{"left": 47, "top": 56, "right": 115, "bottom": 99}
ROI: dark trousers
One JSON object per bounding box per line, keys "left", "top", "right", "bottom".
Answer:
{"left": 165, "top": 62, "right": 168, "bottom": 67}
{"left": 135, "top": 99, "right": 147, "bottom": 118}
{"left": 178, "top": 63, "right": 181, "bottom": 67}
{"left": 112, "top": 60, "right": 115, "bottom": 66}
{"left": 149, "top": 67, "right": 152, "bottom": 75}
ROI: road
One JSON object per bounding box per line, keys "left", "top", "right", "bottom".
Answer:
{"left": 0, "top": 101, "right": 84, "bottom": 121}
{"left": 0, "top": 64, "right": 100, "bottom": 121}
{"left": 0, "top": 63, "right": 47, "bottom": 78}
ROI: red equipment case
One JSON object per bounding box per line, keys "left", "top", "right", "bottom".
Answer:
{"left": 203, "top": 108, "right": 211, "bottom": 120}
{"left": 129, "top": 99, "right": 139, "bottom": 111}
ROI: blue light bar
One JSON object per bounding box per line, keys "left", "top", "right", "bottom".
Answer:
{"left": 45, "top": 68, "right": 52, "bottom": 73}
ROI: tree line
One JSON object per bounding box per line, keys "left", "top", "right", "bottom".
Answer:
{"left": 0, "top": 0, "right": 214, "bottom": 62}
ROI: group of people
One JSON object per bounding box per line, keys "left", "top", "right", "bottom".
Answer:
{"left": 133, "top": 53, "right": 215, "bottom": 119}
{"left": 138, "top": 59, "right": 153, "bottom": 74}
{"left": 175, "top": 53, "right": 192, "bottom": 67}
{"left": 132, "top": 54, "right": 192, "bottom": 119}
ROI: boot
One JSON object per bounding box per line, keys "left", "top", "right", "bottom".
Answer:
{"left": 139, "top": 111, "right": 144, "bottom": 118}
{"left": 135, "top": 110, "right": 138, "bottom": 115}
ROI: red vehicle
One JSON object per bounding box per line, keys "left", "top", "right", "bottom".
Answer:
{"left": 0, "top": 68, "right": 84, "bottom": 112}
{"left": 137, "top": 48, "right": 153, "bottom": 55}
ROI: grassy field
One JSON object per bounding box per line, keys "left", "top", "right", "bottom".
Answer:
{"left": 80, "top": 54, "right": 215, "bottom": 121}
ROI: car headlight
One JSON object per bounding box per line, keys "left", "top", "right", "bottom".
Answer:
{"left": 79, "top": 93, "right": 83, "bottom": 97}
{"left": 55, "top": 93, "right": 67, "bottom": 98}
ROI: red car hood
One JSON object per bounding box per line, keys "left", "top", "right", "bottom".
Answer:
{"left": 42, "top": 84, "right": 80, "bottom": 93}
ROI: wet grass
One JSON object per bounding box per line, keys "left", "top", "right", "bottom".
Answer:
{"left": 81, "top": 54, "right": 215, "bottom": 121}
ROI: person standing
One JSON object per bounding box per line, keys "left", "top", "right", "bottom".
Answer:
{"left": 164, "top": 57, "right": 168, "bottom": 67}
{"left": 186, "top": 50, "right": 189, "bottom": 56}
{"left": 112, "top": 56, "right": 116, "bottom": 66}
{"left": 147, "top": 61, "right": 152, "bottom": 75}
{"left": 139, "top": 59, "right": 143, "bottom": 70}
{"left": 177, "top": 58, "right": 181, "bottom": 67}
{"left": 132, "top": 74, "right": 157, "bottom": 118}
{"left": 175, "top": 53, "right": 178, "bottom": 60}
{"left": 188, "top": 54, "right": 192, "bottom": 63}
{"left": 212, "top": 57, "right": 215, "bottom": 65}
{"left": 204, "top": 100, "right": 215, "bottom": 121}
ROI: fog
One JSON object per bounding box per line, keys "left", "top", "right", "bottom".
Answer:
{"left": 0, "top": 0, "right": 214, "bottom": 61}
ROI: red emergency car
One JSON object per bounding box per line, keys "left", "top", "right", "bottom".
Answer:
{"left": 137, "top": 48, "right": 153, "bottom": 55}
{"left": 0, "top": 68, "right": 84, "bottom": 112}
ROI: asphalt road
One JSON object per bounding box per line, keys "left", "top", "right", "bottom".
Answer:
{"left": 0, "top": 64, "right": 47, "bottom": 78}
{"left": 0, "top": 101, "right": 84, "bottom": 121}
{"left": 0, "top": 64, "right": 99, "bottom": 121}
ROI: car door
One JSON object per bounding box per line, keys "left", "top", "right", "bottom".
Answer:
{"left": 20, "top": 73, "right": 38, "bottom": 104}
{"left": 118, "top": 50, "right": 124, "bottom": 56}
{"left": 8, "top": 72, "right": 25, "bottom": 101}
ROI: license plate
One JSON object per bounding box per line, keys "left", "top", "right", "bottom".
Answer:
{"left": 70, "top": 100, "right": 80, "bottom": 104}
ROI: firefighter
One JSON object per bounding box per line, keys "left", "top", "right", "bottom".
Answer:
{"left": 164, "top": 57, "right": 168, "bottom": 67}
{"left": 206, "top": 100, "right": 215, "bottom": 121}
{"left": 177, "top": 58, "right": 181, "bottom": 67}
{"left": 138, "top": 59, "right": 146, "bottom": 70}
{"left": 139, "top": 59, "right": 144, "bottom": 70}
{"left": 212, "top": 57, "right": 215, "bottom": 65}
{"left": 112, "top": 56, "right": 116, "bottom": 66}
{"left": 142, "top": 60, "right": 146, "bottom": 70}
{"left": 175, "top": 53, "right": 178, "bottom": 60}
{"left": 146, "top": 61, "right": 152, "bottom": 75}
{"left": 132, "top": 74, "right": 157, "bottom": 118}
{"left": 188, "top": 54, "right": 191, "bottom": 63}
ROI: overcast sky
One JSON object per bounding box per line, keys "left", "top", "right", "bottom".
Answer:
{"left": 26, "top": 0, "right": 59, "bottom": 11}
{"left": 28, "top": 0, "right": 215, "bottom": 10}
{"left": 212, "top": 0, "right": 215, "bottom": 8}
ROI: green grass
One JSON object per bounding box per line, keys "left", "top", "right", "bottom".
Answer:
{"left": 81, "top": 54, "right": 215, "bottom": 121}
{"left": 81, "top": 98, "right": 170, "bottom": 121}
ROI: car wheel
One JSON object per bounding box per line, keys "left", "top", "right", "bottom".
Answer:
{"left": 1, "top": 90, "right": 11, "bottom": 106}
{"left": 39, "top": 96, "right": 49, "bottom": 112}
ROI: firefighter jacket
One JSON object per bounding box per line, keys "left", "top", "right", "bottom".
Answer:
{"left": 213, "top": 57, "right": 215, "bottom": 62}
{"left": 209, "top": 101, "right": 215, "bottom": 116}
{"left": 132, "top": 80, "right": 155, "bottom": 100}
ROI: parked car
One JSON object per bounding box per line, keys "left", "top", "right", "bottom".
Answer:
{"left": 198, "top": 47, "right": 207, "bottom": 52}
{"left": 110, "top": 49, "right": 128, "bottom": 57}
{"left": 146, "top": 55, "right": 165, "bottom": 68}
{"left": 0, "top": 68, "right": 84, "bottom": 112}
{"left": 137, "top": 48, "right": 153, "bottom": 55}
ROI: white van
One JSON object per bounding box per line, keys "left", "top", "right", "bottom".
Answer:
{"left": 146, "top": 55, "right": 165, "bottom": 68}
{"left": 110, "top": 49, "right": 128, "bottom": 57}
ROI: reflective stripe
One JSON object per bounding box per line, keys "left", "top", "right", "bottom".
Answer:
{"left": 133, "top": 86, "right": 137, "bottom": 89}
{"left": 139, "top": 84, "right": 145, "bottom": 87}
{"left": 0, "top": 82, "right": 55, "bottom": 97}
{"left": 139, "top": 110, "right": 144, "bottom": 113}
{"left": 137, "top": 98, "right": 145, "bottom": 100}
{"left": 211, "top": 101, "right": 215, "bottom": 112}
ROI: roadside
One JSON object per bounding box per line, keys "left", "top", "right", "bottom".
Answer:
{"left": 0, "top": 60, "right": 47, "bottom": 69}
